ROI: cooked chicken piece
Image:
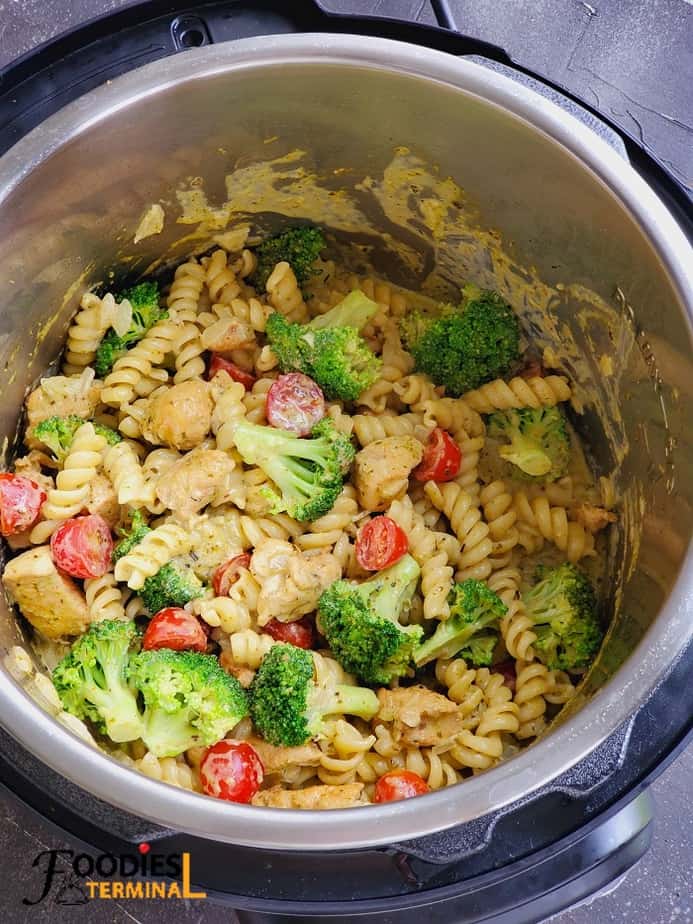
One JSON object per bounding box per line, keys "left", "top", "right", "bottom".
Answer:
{"left": 26, "top": 376, "right": 101, "bottom": 448}
{"left": 250, "top": 539, "right": 341, "bottom": 625}
{"left": 201, "top": 317, "right": 256, "bottom": 353}
{"left": 376, "top": 685, "right": 465, "bottom": 748}
{"left": 354, "top": 436, "right": 423, "bottom": 512}
{"left": 244, "top": 735, "right": 322, "bottom": 775}
{"left": 3, "top": 546, "right": 90, "bottom": 639}
{"left": 572, "top": 502, "right": 617, "bottom": 533}
{"left": 142, "top": 381, "right": 212, "bottom": 450}
{"left": 252, "top": 782, "right": 366, "bottom": 809}
{"left": 182, "top": 508, "right": 246, "bottom": 581}
{"left": 155, "top": 448, "right": 239, "bottom": 518}
{"left": 86, "top": 474, "right": 119, "bottom": 527}
{"left": 13, "top": 452, "right": 55, "bottom": 489}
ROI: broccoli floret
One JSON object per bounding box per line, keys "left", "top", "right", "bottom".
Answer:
{"left": 94, "top": 281, "right": 165, "bottom": 377}
{"left": 32, "top": 414, "right": 121, "bottom": 462}
{"left": 250, "top": 226, "right": 325, "bottom": 291}
{"left": 458, "top": 630, "right": 499, "bottom": 667}
{"left": 129, "top": 649, "right": 248, "bottom": 757}
{"left": 522, "top": 563, "right": 602, "bottom": 671}
{"left": 318, "top": 554, "right": 423, "bottom": 683}
{"left": 413, "top": 579, "right": 507, "bottom": 666}
{"left": 249, "top": 643, "right": 379, "bottom": 747}
{"left": 265, "top": 289, "right": 382, "bottom": 401}
{"left": 140, "top": 563, "right": 205, "bottom": 614}
{"left": 488, "top": 407, "right": 570, "bottom": 481}
{"left": 400, "top": 284, "right": 520, "bottom": 396}
{"left": 232, "top": 417, "right": 355, "bottom": 521}
{"left": 52, "top": 620, "right": 143, "bottom": 743}
{"left": 112, "top": 509, "right": 151, "bottom": 562}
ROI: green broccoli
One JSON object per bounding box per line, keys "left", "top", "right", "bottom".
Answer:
{"left": 32, "top": 414, "right": 121, "bottom": 462}
{"left": 522, "top": 563, "right": 602, "bottom": 671}
{"left": 128, "top": 649, "right": 248, "bottom": 757}
{"left": 249, "top": 225, "right": 325, "bottom": 291}
{"left": 113, "top": 512, "right": 204, "bottom": 612}
{"left": 487, "top": 407, "right": 571, "bottom": 481}
{"left": 139, "top": 563, "right": 205, "bottom": 614}
{"left": 318, "top": 554, "right": 423, "bottom": 683}
{"left": 94, "top": 281, "right": 165, "bottom": 377}
{"left": 231, "top": 417, "right": 355, "bottom": 521}
{"left": 413, "top": 579, "right": 507, "bottom": 666}
{"left": 400, "top": 284, "right": 520, "bottom": 396}
{"left": 249, "top": 643, "right": 379, "bottom": 747}
{"left": 265, "top": 289, "right": 382, "bottom": 401}
{"left": 52, "top": 620, "right": 143, "bottom": 743}
{"left": 112, "top": 510, "right": 151, "bottom": 562}
{"left": 458, "top": 630, "right": 499, "bottom": 667}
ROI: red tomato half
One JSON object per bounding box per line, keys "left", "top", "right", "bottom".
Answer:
{"left": 201, "top": 740, "right": 264, "bottom": 803}
{"left": 50, "top": 514, "right": 113, "bottom": 579}
{"left": 213, "top": 553, "right": 252, "bottom": 597}
{"left": 0, "top": 473, "right": 46, "bottom": 537}
{"left": 207, "top": 354, "right": 256, "bottom": 390}
{"left": 142, "top": 608, "right": 207, "bottom": 652}
{"left": 374, "top": 770, "right": 430, "bottom": 803}
{"left": 355, "top": 517, "right": 408, "bottom": 571}
{"left": 266, "top": 373, "right": 325, "bottom": 436}
{"left": 413, "top": 428, "right": 461, "bottom": 483}
{"left": 264, "top": 617, "right": 315, "bottom": 650}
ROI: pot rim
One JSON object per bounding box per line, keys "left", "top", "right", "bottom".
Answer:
{"left": 0, "top": 33, "right": 691, "bottom": 851}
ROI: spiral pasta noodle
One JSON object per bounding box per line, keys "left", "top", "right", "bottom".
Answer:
{"left": 166, "top": 257, "right": 207, "bottom": 316}
{"left": 225, "top": 628, "right": 276, "bottom": 669}
{"left": 487, "top": 567, "right": 536, "bottom": 662}
{"left": 210, "top": 375, "right": 247, "bottom": 452}
{"left": 418, "top": 396, "right": 484, "bottom": 438}
{"left": 266, "top": 261, "right": 309, "bottom": 323}
{"left": 30, "top": 423, "right": 106, "bottom": 542}
{"left": 173, "top": 319, "right": 206, "bottom": 384}
{"left": 424, "top": 482, "right": 493, "bottom": 582}
{"left": 387, "top": 494, "right": 454, "bottom": 621}
{"left": 85, "top": 572, "right": 127, "bottom": 622}
{"left": 114, "top": 523, "right": 191, "bottom": 590}
{"left": 513, "top": 491, "right": 595, "bottom": 561}
{"left": 451, "top": 428, "right": 485, "bottom": 498}
{"left": 104, "top": 440, "right": 157, "bottom": 509}
{"left": 480, "top": 480, "right": 519, "bottom": 569}
{"left": 393, "top": 373, "right": 441, "bottom": 409}
{"left": 318, "top": 720, "right": 376, "bottom": 785}
{"left": 243, "top": 376, "right": 275, "bottom": 424}
{"left": 101, "top": 318, "right": 180, "bottom": 407}
{"left": 352, "top": 412, "right": 431, "bottom": 447}
{"left": 435, "top": 658, "right": 484, "bottom": 726}
{"left": 513, "top": 660, "right": 552, "bottom": 739}
{"left": 204, "top": 249, "right": 241, "bottom": 306}
{"left": 62, "top": 291, "right": 119, "bottom": 374}
{"left": 295, "top": 486, "right": 359, "bottom": 552}
{"left": 460, "top": 374, "right": 572, "bottom": 414}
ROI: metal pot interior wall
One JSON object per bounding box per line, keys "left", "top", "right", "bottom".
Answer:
{"left": 0, "top": 38, "right": 690, "bottom": 846}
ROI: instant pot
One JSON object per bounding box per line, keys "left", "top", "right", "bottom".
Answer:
{"left": 0, "top": 2, "right": 691, "bottom": 921}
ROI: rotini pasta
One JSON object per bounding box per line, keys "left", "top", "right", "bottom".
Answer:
{"left": 513, "top": 491, "right": 595, "bottom": 561}
{"left": 114, "top": 523, "right": 191, "bottom": 589}
{"left": 460, "top": 374, "right": 572, "bottom": 414}
{"left": 266, "top": 261, "right": 309, "bottom": 323}
{"left": 101, "top": 318, "right": 180, "bottom": 408}
{"left": 62, "top": 291, "right": 120, "bottom": 374}
{"left": 424, "top": 481, "right": 493, "bottom": 582}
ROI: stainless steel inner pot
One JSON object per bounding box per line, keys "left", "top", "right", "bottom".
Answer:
{"left": 0, "top": 35, "right": 690, "bottom": 850}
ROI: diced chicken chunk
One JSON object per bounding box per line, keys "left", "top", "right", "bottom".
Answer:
{"left": 155, "top": 448, "right": 239, "bottom": 519}
{"left": 250, "top": 539, "right": 341, "bottom": 625}
{"left": 13, "top": 452, "right": 55, "bottom": 490}
{"left": 182, "top": 508, "right": 246, "bottom": 581}
{"left": 354, "top": 436, "right": 423, "bottom": 512}
{"left": 26, "top": 376, "right": 101, "bottom": 448}
{"left": 201, "top": 317, "right": 256, "bottom": 352}
{"left": 376, "top": 685, "right": 464, "bottom": 748}
{"left": 244, "top": 735, "right": 322, "bottom": 775}
{"left": 142, "top": 381, "right": 212, "bottom": 450}
{"left": 86, "top": 474, "right": 120, "bottom": 527}
{"left": 252, "top": 782, "right": 366, "bottom": 809}
{"left": 572, "top": 503, "right": 617, "bottom": 533}
{"left": 3, "top": 546, "right": 89, "bottom": 639}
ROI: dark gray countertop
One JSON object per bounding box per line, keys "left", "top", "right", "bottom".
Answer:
{"left": 0, "top": 1, "right": 690, "bottom": 922}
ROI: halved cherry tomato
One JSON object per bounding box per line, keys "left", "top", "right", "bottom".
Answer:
{"left": 492, "top": 658, "right": 517, "bottom": 693}
{"left": 374, "top": 770, "right": 430, "bottom": 803}
{"left": 207, "top": 354, "right": 256, "bottom": 390}
{"left": 413, "top": 428, "right": 461, "bottom": 482}
{"left": 50, "top": 514, "right": 113, "bottom": 579}
{"left": 142, "top": 607, "right": 207, "bottom": 652}
{"left": 264, "top": 616, "right": 315, "bottom": 650}
{"left": 266, "top": 373, "right": 325, "bottom": 436}
{"left": 356, "top": 516, "right": 408, "bottom": 571}
{"left": 0, "top": 473, "right": 46, "bottom": 537}
{"left": 200, "top": 739, "right": 264, "bottom": 803}
{"left": 213, "top": 553, "right": 252, "bottom": 597}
